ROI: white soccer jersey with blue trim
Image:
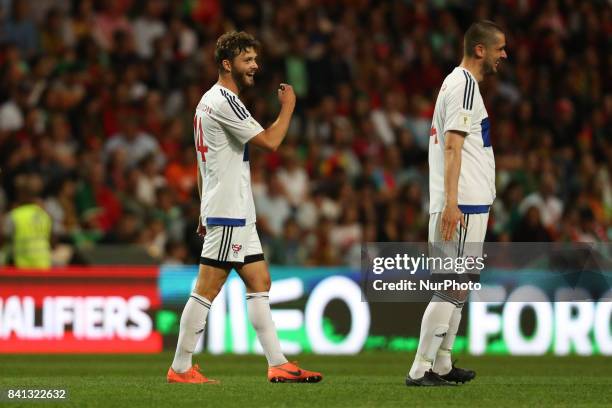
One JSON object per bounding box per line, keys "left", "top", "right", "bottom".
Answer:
{"left": 429, "top": 67, "right": 495, "bottom": 214}
{"left": 194, "top": 84, "right": 264, "bottom": 226}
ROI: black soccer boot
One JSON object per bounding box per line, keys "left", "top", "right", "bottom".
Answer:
{"left": 406, "top": 369, "right": 457, "bottom": 387}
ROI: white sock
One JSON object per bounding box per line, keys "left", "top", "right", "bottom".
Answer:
{"left": 408, "top": 296, "right": 455, "bottom": 379}
{"left": 171, "top": 293, "right": 211, "bottom": 373}
{"left": 433, "top": 304, "right": 463, "bottom": 375}
{"left": 246, "top": 292, "right": 288, "bottom": 366}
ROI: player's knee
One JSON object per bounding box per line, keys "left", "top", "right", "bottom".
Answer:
{"left": 245, "top": 280, "right": 270, "bottom": 293}
{"left": 250, "top": 274, "right": 271, "bottom": 293}
{"left": 434, "top": 288, "right": 468, "bottom": 305}
{"left": 455, "top": 289, "right": 469, "bottom": 303}
{"left": 260, "top": 275, "right": 271, "bottom": 292}
{"left": 194, "top": 285, "right": 218, "bottom": 301}
{"left": 243, "top": 271, "right": 271, "bottom": 293}
{"left": 194, "top": 279, "right": 225, "bottom": 301}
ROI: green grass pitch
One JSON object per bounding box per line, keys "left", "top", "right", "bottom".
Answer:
{"left": 0, "top": 352, "right": 610, "bottom": 407}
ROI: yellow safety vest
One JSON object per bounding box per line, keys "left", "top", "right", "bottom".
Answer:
{"left": 9, "top": 204, "right": 52, "bottom": 268}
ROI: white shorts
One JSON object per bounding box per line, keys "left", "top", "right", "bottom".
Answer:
{"left": 428, "top": 211, "right": 489, "bottom": 259}
{"left": 428, "top": 212, "right": 488, "bottom": 301}
{"left": 200, "top": 223, "right": 264, "bottom": 268}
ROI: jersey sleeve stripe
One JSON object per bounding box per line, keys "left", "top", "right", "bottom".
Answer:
{"left": 467, "top": 77, "right": 475, "bottom": 110}
{"left": 229, "top": 94, "right": 250, "bottom": 119}
{"left": 461, "top": 70, "right": 475, "bottom": 110}
{"left": 462, "top": 71, "right": 469, "bottom": 108}
{"left": 220, "top": 89, "right": 247, "bottom": 120}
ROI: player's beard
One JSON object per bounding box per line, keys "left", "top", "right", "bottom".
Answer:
{"left": 482, "top": 58, "right": 497, "bottom": 76}
{"left": 231, "top": 68, "right": 255, "bottom": 91}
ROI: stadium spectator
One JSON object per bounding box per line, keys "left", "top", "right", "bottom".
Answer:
{"left": 519, "top": 172, "right": 564, "bottom": 237}
{"left": 277, "top": 147, "right": 309, "bottom": 207}
{"left": 1, "top": 173, "right": 53, "bottom": 268}
{"left": 132, "top": 0, "right": 166, "bottom": 59}
{"left": 512, "top": 206, "right": 552, "bottom": 242}
{"left": 2, "top": 0, "right": 39, "bottom": 58}
{"left": 44, "top": 175, "right": 79, "bottom": 240}
{"left": 0, "top": 82, "right": 29, "bottom": 132}
{"left": 268, "top": 218, "right": 305, "bottom": 265}
{"left": 134, "top": 154, "right": 166, "bottom": 207}
{"left": 255, "top": 174, "right": 291, "bottom": 239}
{"left": 162, "top": 239, "right": 189, "bottom": 265}
{"left": 164, "top": 144, "right": 198, "bottom": 204}
{"left": 74, "top": 161, "right": 122, "bottom": 234}
{"left": 103, "top": 115, "right": 164, "bottom": 168}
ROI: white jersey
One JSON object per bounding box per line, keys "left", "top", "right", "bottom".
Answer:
{"left": 194, "top": 84, "right": 264, "bottom": 226}
{"left": 429, "top": 67, "right": 495, "bottom": 214}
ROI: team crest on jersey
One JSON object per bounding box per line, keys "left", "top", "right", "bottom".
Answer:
{"left": 231, "top": 244, "right": 243, "bottom": 257}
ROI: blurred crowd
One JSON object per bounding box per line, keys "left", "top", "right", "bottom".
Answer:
{"left": 0, "top": 0, "right": 610, "bottom": 267}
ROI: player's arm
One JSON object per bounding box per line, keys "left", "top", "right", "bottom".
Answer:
{"left": 440, "top": 79, "right": 474, "bottom": 241}
{"left": 441, "top": 130, "right": 467, "bottom": 241}
{"left": 249, "top": 84, "right": 296, "bottom": 152}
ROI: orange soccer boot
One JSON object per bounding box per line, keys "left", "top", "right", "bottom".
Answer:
{"left": 267, "top": 361, "right": 323, "bottom": 383}
{"left": 167, "top": 364, "right": 219, "bottom": 384}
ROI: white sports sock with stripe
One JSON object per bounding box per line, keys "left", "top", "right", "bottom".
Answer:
{"left": 408, "top": 296, "right": 455, "bottom": 379}
{"left": 433, "top": 304, "right": 463, "bottom": 375}
{"left": 171, "top": 292, "right": 212, "bottom": 373}
{"left": 246, "top": 292, "right": 288, "bottom": 367}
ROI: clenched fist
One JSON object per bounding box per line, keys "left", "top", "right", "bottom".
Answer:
{"left": 277, "top": 83, "right": 296, "bottom": 108}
